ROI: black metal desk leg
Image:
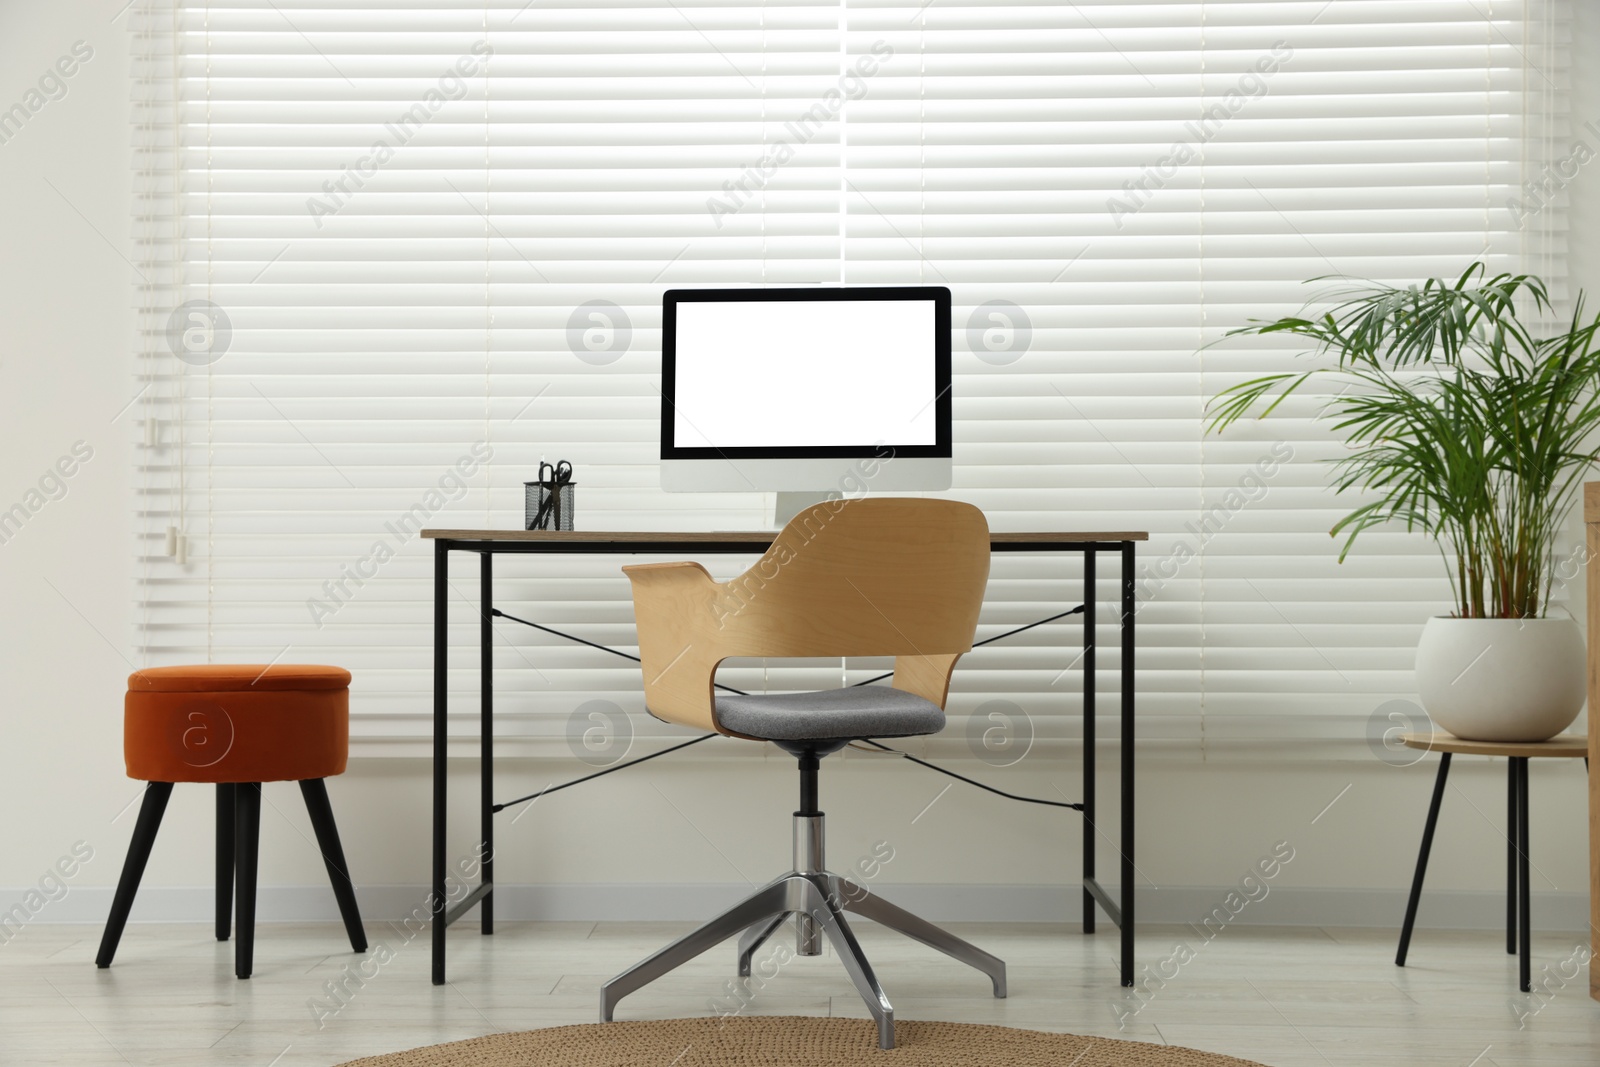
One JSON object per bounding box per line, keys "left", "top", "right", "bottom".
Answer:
{"left": 481, "top": 549, "right": 494, "bottom": 935}
{"left": 1396, "top": 752, "right": 1451, "bottom": 967}
{"left": 1082, "top": 549, "right": 1096, "bottom": 935}
{"left": 1515, "top": 756, "right": 1531, "bottom": 992}
{"left": 1507, "top": 763, "right": 1517, "bottom": 955}
{"left": 1119, "top": 541, "right": 1135, "bottom": 987}
{"left": 432, "top": 539, "right": 449, "bottom": 985}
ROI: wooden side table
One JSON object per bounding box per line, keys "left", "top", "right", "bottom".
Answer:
{"left": 1394, "top": 731, "right": 1588, "bottom": 992}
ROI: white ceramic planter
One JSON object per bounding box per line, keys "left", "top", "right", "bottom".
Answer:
{"left": 1414, "top": 616, "right": 1585, "bottom": 742}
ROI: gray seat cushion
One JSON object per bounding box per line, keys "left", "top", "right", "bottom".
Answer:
{"left": 715, "top": 686, "right": 945, "bottom": 742}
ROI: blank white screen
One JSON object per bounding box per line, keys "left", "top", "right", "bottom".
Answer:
{"left": 672, "top": 299, "right": 937, "bottom": 449}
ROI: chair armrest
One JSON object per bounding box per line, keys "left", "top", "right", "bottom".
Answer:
{"left": 623, "top": 562, "right": 725, "bottom": 734}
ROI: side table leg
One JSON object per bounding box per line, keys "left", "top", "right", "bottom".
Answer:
{"left": 1507, "top": 762, "right": 1517, "bottom": 956}
{"left": 1397, "top": 752, "right": 1451, "bottom": 967}
{"left": 1516, "top": 757, "right": 1531, "bottom": 993}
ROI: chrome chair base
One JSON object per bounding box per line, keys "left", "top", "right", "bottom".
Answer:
{"left": 599, "top": 816, "right": 1006, "bottom": 1051}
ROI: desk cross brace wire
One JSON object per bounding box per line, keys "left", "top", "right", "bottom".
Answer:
{"left": 488, "top": 605, "right": 1088, "bottom": 814}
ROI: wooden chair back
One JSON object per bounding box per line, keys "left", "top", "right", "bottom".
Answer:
{"left": 624, "top": 497, "right": 990, "bottom": 735}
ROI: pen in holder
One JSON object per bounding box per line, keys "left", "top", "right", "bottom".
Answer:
{"left": 525, "top": 460, "right": 576, "bottom": 531}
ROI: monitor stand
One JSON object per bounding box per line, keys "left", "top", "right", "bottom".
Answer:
{"left": 773, "top": 491, "right": 841, "bottom": 529}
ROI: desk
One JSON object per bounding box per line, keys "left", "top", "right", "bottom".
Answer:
{"left": 420, "top": 528, "right": 1146, "bottom": 988}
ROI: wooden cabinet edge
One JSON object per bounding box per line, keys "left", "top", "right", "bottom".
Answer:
{"left": 1586, "top": 482, "right": 1600, "bottom": 1001}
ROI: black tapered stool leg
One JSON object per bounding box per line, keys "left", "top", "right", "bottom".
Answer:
{"left": 235, "top": 782, "right": 261, "bottom": 979}
{"left": 1515, "top": 757, "right": 1531, "bottom": 992}
{"left": 299, "top": 778, "right": 367, "bottom": 953}
{"left": 216, "top": 784, "right": 236, "bottom": 942}
{"left": 96, "top": 782, "right": 174, "bottom": 968}
{"left": 1506, "top": 763, "right": 1517, "bottom": 955}
{"left": 1397, "top": 752, "right": 1451, "bottom": 967}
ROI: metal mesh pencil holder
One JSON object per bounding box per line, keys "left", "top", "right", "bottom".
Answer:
{"left": 524, "top": 480, "right": 576, "bottom": 531}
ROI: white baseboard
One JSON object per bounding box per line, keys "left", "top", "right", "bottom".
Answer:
{"left": 8, "top": 883, "right": 1590, "bottom": 934}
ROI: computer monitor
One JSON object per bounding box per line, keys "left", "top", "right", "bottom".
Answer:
{"left": 660, "top": 286, "right": 952, "bottom": 519}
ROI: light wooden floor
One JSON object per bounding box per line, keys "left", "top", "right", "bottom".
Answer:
{"left": 3, "top": 918, "right": 1598, "bottom": 1065}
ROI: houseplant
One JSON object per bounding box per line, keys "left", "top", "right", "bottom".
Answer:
{"left": 1207, "top": 264, "right": 1600, "bottom": 741}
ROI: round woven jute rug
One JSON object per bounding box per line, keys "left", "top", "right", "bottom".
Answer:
{"left": 335, "top": 1016, "right": 1268, "bottom": 1066}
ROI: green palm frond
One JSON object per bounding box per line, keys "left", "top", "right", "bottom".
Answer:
{"left": 1206, "top": 262, "right": 1600, "bottom": 619}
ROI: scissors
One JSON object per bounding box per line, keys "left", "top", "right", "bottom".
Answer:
{"left": 531, "top": 459, "right": 574, "bottom": 530}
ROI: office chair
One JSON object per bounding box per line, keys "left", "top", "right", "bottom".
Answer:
{"left": 600, "top": 497, "right": 1006, "bottom": 1049}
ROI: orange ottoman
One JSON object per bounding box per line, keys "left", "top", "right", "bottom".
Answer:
{"left": 96, "top": 664, "right": 367, "bottom": 978}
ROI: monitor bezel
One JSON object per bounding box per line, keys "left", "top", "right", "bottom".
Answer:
{"left": 660, "top": 286, "right": 953, "bottom": 461}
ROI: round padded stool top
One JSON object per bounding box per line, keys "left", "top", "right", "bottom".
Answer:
{"left": 1398, "top": 731, "right": 1588, "bottom": 758}
{"left": 124, "top": 664, "right": 351, "bottom": 784}
{"left": 130, "top": 663, "right": 351, "bottom": 693}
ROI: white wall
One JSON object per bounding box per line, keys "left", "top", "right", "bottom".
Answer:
{"left": 0, "top": 0, "right": 144, "bottom": 913}
{"left": 0, "top": 2, "right": 1592, "bottom": 936}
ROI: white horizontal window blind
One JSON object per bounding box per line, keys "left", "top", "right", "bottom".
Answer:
{"left": 133, "top": 0, "right": 1566, "bottom": 760}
